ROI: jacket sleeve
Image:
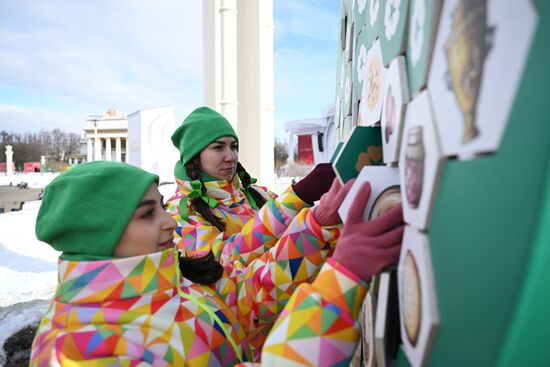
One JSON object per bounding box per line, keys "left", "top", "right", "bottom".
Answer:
{"left": 259, "top": 258, "right": 367, "bottom": 367}
{"left": 167, "top": 186, "right": 311, "bottom": 266}
{"left": 219, "top": 208, "right": 342, "bottom": 336}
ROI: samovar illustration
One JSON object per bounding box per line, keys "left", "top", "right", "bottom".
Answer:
{"left": 444, "top": 0, "right": 495, "bottom": 143}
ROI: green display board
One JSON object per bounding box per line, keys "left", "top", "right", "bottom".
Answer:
{"left": 425, "top": 2, "right": 550, "bottom": 365}
{"left": 335, "top": 0, "right": 549, "bottom": 365}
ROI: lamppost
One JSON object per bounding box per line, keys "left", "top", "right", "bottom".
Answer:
{"left": 90, "top": 115, "right": 101, "bottom": 161}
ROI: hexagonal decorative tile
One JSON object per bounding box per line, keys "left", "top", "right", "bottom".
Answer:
{"left": 427, "top": 0, "right": 538, "bottom": 158}
{"left": 354, "top": 28, "right": 371, "bottom": 99}
{"left": 366, "top": 0, "right": 383, "bottom": 48}
{"left": 398, "top": 226, "right": 440, "bottom": 367}
{"left": 338, "top": 165, "right": 400, "bottom": 223}
{"left": 406, "top": 0, "right": 443, "bottom": 98}
{"left": 360, "top": 40, "right": 387, "bottom": 125}
{"left": 379, "top": 0, "right": 411, "bottom": 66}
{"left": 360, "top": 291, "right": 376, "bottom": 366}
{"left": 382, "top": 56, "right": 410, "bottom": 164}
{"left": 398, "top": 90, "right": 444, "bottom": 231}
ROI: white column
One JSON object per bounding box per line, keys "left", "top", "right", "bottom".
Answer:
{"left": 203, "top": 0, "right": 221, "bottom": 109}
{"left": 94, "top": 137, "right": 102, "bottom": 161}
{"left": 5, "top": 145, "right": 14, "bottom": 175}
{"left": 105, "top": 138, "right": 112, "bottom": 161}
{"left": 236, "top": 0, "right": 274, "bottom": 186}
{"left": 219, "top": 0, "right": 238, "bottom": 128}
{"left": 87, "top": 139, "right": 93, "bottom": 162}
{"left": 115, "top": 138, "right": 122, "bottom": 162}
{"left": 123, "top": 138, "right": 128, "bottom": 162}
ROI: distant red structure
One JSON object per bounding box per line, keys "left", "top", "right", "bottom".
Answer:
{"left": 0, "top": 162, "right": 16, "bottom": 173}
{"left": 297, "top": 135, "right": 314, "bottom": 165}
{"left": 24, "top": 162, "right": 41, "bottom": 173}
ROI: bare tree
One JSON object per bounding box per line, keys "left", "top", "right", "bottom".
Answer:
{"left": 274, "top": 139, "right": 289, "bottom": 175}
{"left": 0, "top": 129, "right": 82, "bottom": 170}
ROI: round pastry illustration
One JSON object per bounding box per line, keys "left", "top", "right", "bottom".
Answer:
{"left": 369, "top": 185, "right": 402, "bottom": 220}
{"left": 405, "top": 126, "right": 425, "bottom": 209}
{"left": 402, "top": 250, "right": 422, "bottom": 346}
{"left": 385, "top": 86, "right": 396, "bottom": 143}
{"left": 361, "top": 292, "right": 375, "bottom": 366}
{"left": 366, "top": 55, "right": 382, "bottom": 111}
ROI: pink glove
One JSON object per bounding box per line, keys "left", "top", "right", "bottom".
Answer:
{"left": 313, "top": 178, "right": 355, "bottom": 226}
{"left": 332, "top": 182, "right": 404, "bottom": 282}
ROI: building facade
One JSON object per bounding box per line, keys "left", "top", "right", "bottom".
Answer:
{"left": 84, "top": 108, "right": 128, "bottom": 163}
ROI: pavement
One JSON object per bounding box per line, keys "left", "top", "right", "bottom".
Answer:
{"left": 0, "top": 186, "right": 43, "bottom": 213}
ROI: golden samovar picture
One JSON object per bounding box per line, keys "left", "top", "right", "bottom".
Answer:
{"left": 444, "top": 0, "right": 495, "bottom": 143}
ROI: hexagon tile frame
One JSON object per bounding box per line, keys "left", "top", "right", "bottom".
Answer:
{"left": 427, "top": 0, "right": 538, "bottom": 158}
{"left": 354, "top": 28, "right": 371, "bottom": 100}
{"left": 406, "top": 0, "right": 443, "bottom": 98}
{"left": 382, "top": 56, "right": 410, "bottom": 164}
{"left": 365, "top": 0, "right": 383, "bottom": 48}
{"left": 360, "top": 40, "right": 387, "bottom": 126}
{"left": 398, "top": 90, "right": 444, "bottom": 231}
{"left": 398, "top": 226, "right": 440, "bottom": 367}
{"left": 360, "top": 290, "right": 376, "bottom": 367}
{"left": 379, "top": 0, "right": 411, "bottom": 66}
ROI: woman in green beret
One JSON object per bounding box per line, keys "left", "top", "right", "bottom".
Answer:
{"left": 166, "top": 106, "right": 336, "bottom": 262}
{"left": 30, "top": 160, "right": 403, "bottom": 366}
{"left": 166, "top": 106, "right": 340, "bottom": 357}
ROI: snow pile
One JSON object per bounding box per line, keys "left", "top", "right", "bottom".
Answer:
{"left": 0, "top": 206, "right": 60, "bottom": 308}
{"left": 0, "top": 172, "right": 59, "bottom": 189}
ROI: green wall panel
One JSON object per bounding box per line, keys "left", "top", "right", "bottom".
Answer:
{"left": 422, "top": 1, "right": 550, "bottom": 365}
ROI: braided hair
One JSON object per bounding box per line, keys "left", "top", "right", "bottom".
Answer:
{"left": 235, "top": 162, "right": 267, "bottom": 210}
{"left": 178, "top": 250, "right": 224, "bottom": 285}
{"left": 184, "top": 157, "right": 268, "bottom": 232}
{"left": 177, "top": 157, "right": 267, "bottom": 284}
{"left": 184, "top": 157, "right": 226, "bottom": 231}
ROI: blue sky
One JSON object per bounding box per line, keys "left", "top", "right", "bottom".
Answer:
{"left": 0, "top": 0, "right": 339, "bottom": 140}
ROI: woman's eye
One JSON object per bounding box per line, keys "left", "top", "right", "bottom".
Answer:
{"left": 231, "top": 145, "right": 239, "bottom": 151}
{"left": 141, "top": 209, "right": 155, "bottom": 219}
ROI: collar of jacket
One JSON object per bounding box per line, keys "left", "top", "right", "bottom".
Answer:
{"left": 175, "top": 175, "right": 248, "bottom": 208}
{"left": 54, "top": 249, "right": 178, "bottom": 304}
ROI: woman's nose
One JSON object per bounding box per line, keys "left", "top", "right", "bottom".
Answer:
{"left": 224, "top": 148, "right": 237, "bottom": 162}
{"left": 162, "top": 211, "right": 177, "bottom": 230}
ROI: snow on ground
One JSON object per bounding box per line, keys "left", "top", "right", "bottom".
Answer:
{"left": 0, "top": 206, "right": 60, "bottom": 308}
{"left": 0, "top": 173, "right": 60, "bottom": 308}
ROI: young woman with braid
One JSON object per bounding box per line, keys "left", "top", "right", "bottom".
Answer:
{"left": 166, "top": 106, "right": 336, "bottom": 269}
{"left": 165, "top": 106, "right": 338, "bottom": 357}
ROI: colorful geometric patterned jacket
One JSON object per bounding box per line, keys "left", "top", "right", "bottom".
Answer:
{"left": 165, "top": 176, "right": 310, "bottom": 267}
{"left": 165, "top": 177, "right": 326, "bottom": 359}
{"left": 241, "top": 258, "right": 368, "bottom": 367}
{"left": 30, "top": 206, "right": 340, "bottom": 366}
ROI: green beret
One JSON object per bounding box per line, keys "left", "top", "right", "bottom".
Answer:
{"left": 36, "top": 161, "right": 158, "bottom": 261}
{"left": 171, "top": 106, "right": 238, "bottom": 178}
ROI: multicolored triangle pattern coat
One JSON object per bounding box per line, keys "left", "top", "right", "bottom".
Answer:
{"left": 165, "top": 176, "right": 310, "bottom": 266}
{"left": 30, "top": 205, "right": 340, "bottom": 366}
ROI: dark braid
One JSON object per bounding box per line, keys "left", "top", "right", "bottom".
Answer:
{"left": 236, "top": 162, "right": 268, "bottom": 209}
{"left": 179, "top": 250, "right": 223, "bottom": 285}
{"left": 185, "top": 157, "right": 226, "bottom": 232}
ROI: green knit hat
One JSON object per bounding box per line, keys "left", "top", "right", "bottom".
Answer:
{"left": 36, "top": 161, "right": 158, "bottom": 261}
{"left": 171, "top": 106, "right": 238, "bottom": 179}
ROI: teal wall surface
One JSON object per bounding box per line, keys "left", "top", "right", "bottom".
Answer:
{"left": 336, "top": 1, "right": 550, "bottom": 365}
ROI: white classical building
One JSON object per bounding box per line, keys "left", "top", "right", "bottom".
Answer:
{"left": 84, "top": 108, "right": 128, "bottom": 163}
